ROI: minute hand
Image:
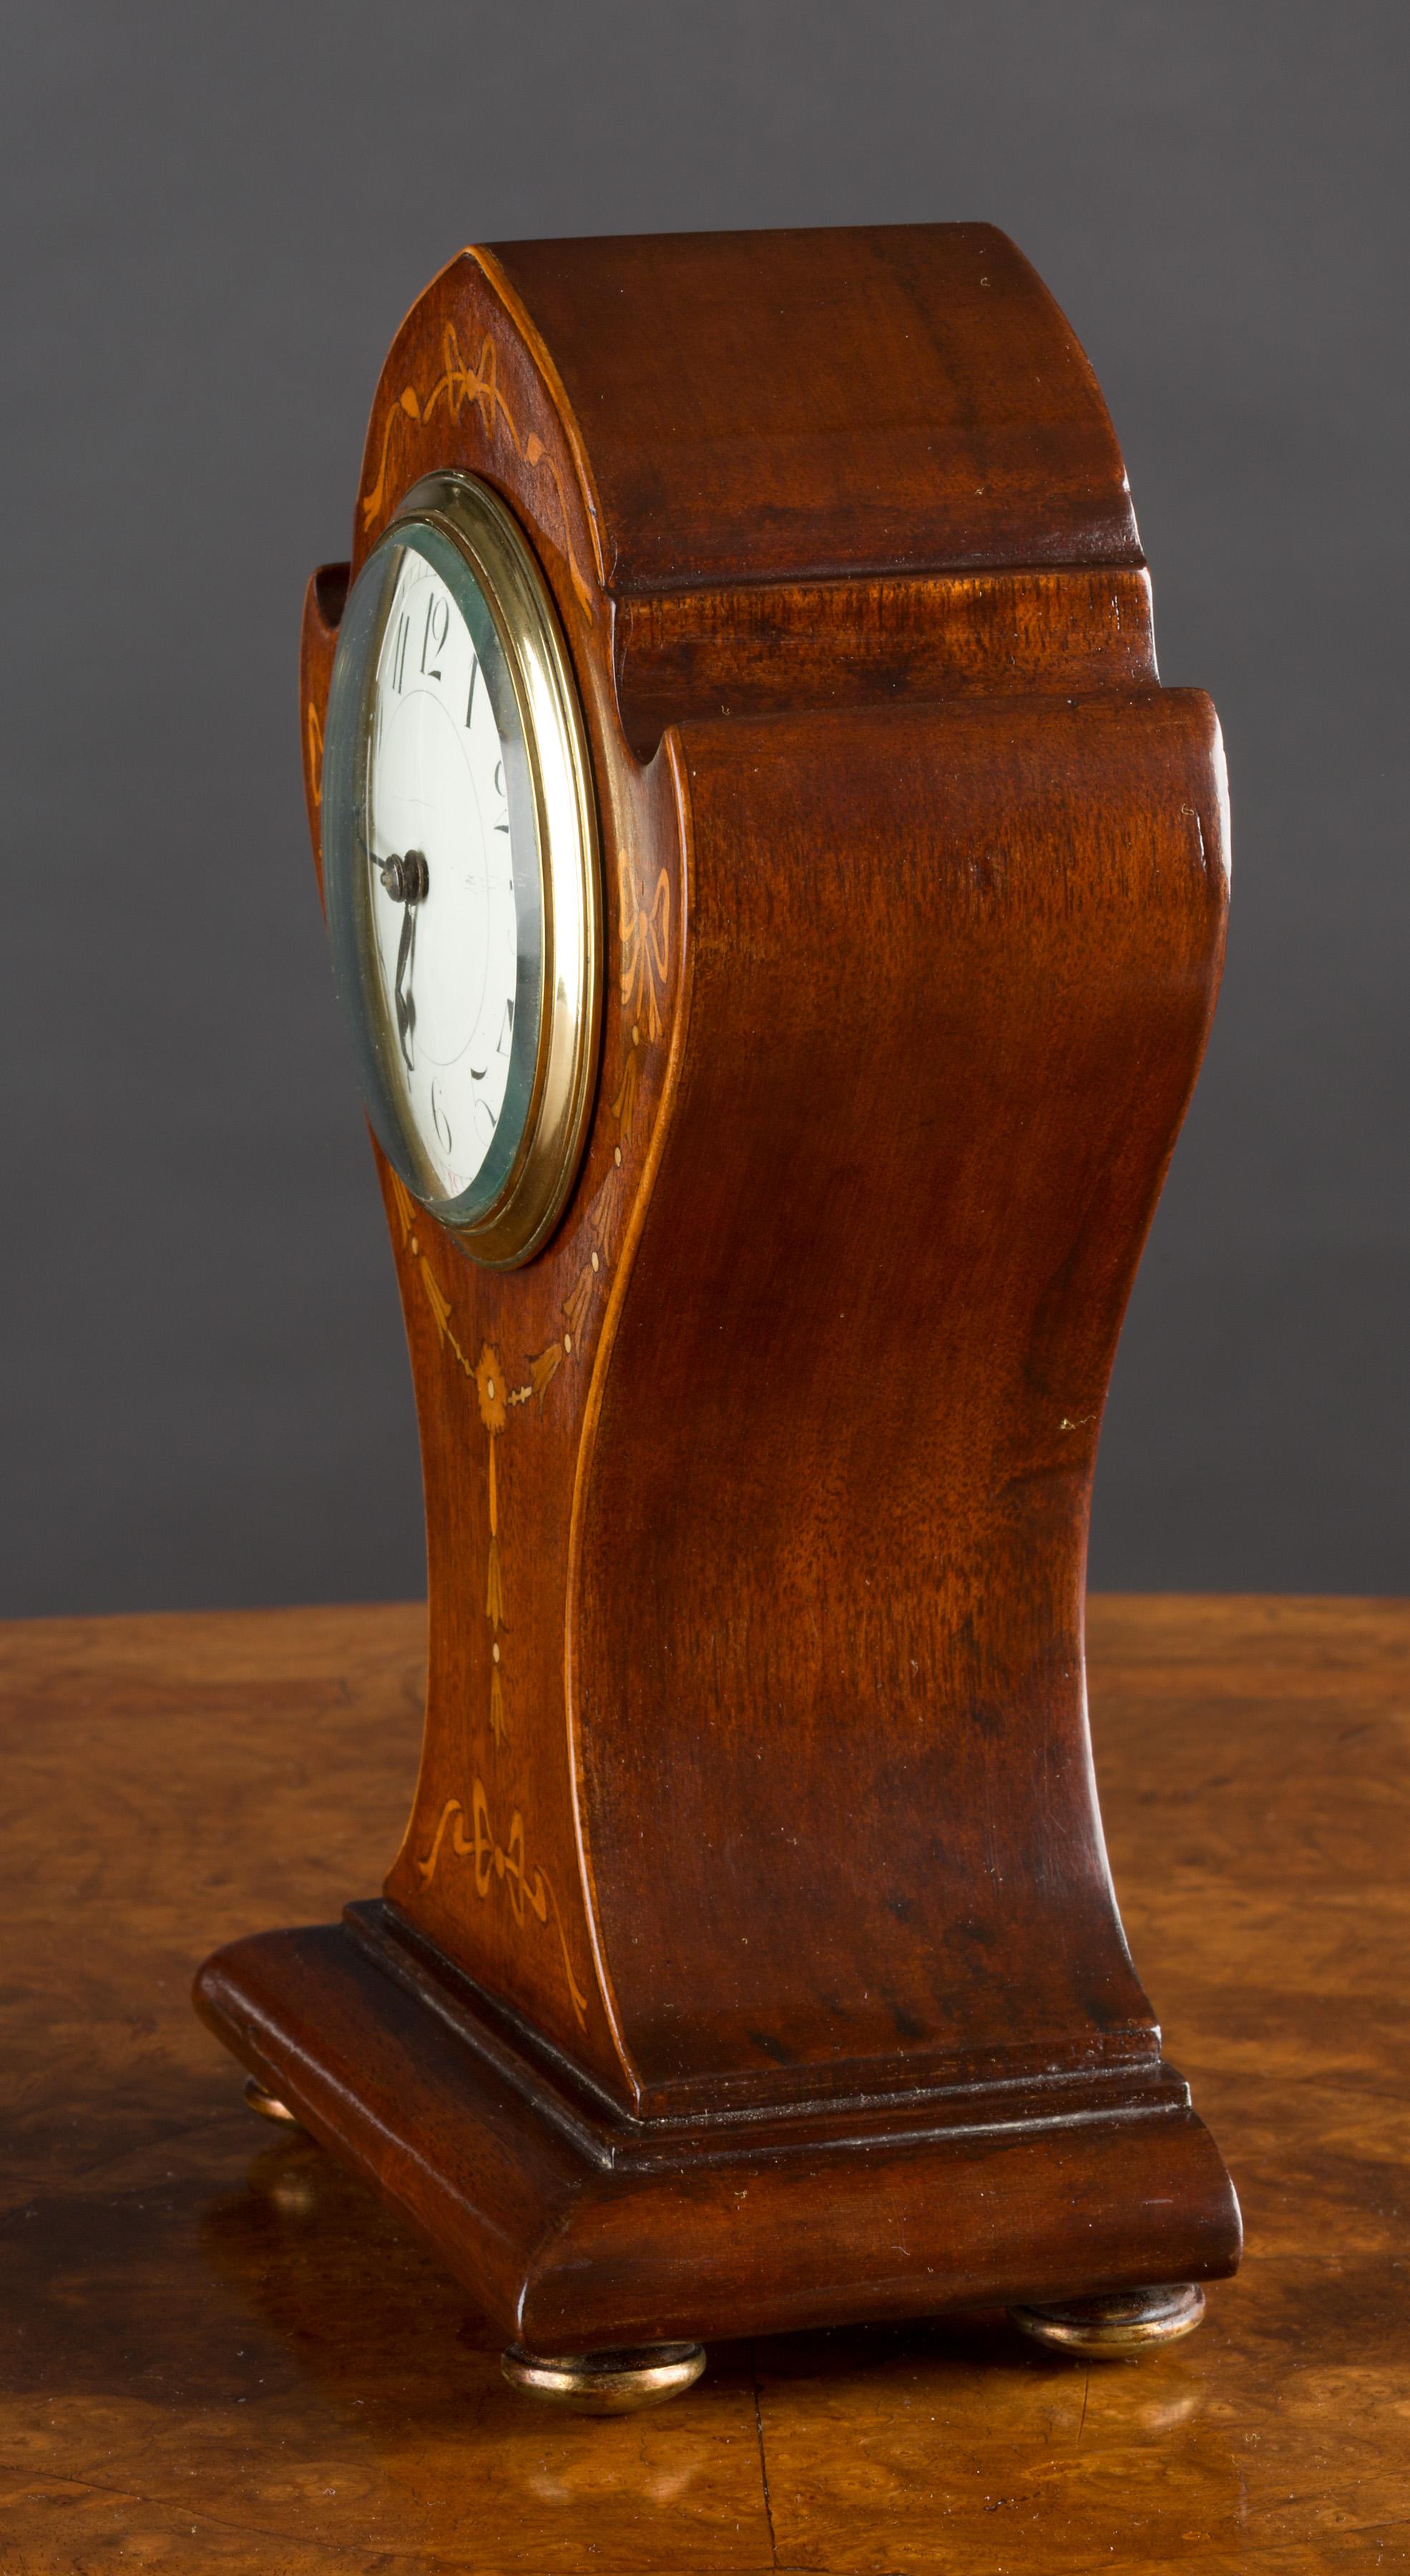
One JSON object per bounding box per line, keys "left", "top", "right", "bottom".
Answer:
{"left": 393, "top": 903, "right": 418, "bottom": 1070}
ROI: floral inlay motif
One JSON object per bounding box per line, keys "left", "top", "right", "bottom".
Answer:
{"left": 415, "top": 1782, "right": 589, "bottom": 2029}
{"left": 360, "top": 323, "right": 595, "bottom": 617}
{"left": 619, "top": 858, "right": 670, "bottom": 1042}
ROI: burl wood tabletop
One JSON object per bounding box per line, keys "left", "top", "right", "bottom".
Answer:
{"left": 3, "top": 1596, "right": 1408, "bottom": 2573}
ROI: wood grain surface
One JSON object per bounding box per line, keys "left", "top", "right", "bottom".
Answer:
{"left": 4, "top": 1596, "right": 1408, "bottom": 2571}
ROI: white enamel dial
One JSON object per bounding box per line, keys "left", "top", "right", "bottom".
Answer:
{"left": 365, "top": 547, "right": 519, "bottom": 1200}
{"left": 323, "top": 473, "right": 599, "bottom": 1268}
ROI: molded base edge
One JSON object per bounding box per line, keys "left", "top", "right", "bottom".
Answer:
{"left": 194, "top": 1918, "right": 1241, "bottom": 2351}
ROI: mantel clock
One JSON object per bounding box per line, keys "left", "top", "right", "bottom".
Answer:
{"left": 197, "top": 224, "right": 1240, "bottom": 2411}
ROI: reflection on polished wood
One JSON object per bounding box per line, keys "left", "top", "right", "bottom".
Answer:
{"left": 3, "top": 1594, "right": 1409, "bottom": 2570}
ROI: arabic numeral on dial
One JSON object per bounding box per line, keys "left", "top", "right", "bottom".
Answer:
{"left": 431, "top": 1082, "right": 452, "bottom": 1155}
{"left": 496, "top": 998, "right": 514, "bottom": 1055}
{"left": 390, "top": 610, "right": 410, "bottom": 692}
{"left": 474, "top": 1098, "right": 498, "bottom": 1145}
{"left": 421, "top": 590, "right": 449, "bottom": 680}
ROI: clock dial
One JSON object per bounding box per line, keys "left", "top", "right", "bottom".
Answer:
{"left": 364, "top": 547, "right": 519, "bottom": 1200}
{"left": 320, "top": 474, "right": 599, "bottom": 1265}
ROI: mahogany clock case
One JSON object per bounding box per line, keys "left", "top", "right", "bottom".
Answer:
{"left": 195, "top": 223, "right": 1240, "bottom": 2356}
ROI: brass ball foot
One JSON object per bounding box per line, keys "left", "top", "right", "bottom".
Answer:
{"left": 500, "top": 2341, "right": 706, "bottom": 2413}
{"left": 1010, "top": 2281, "right": 1205, "bottom": 2358}
{"left": 244, "top": 2074, "right": 303, "bottom": 2129}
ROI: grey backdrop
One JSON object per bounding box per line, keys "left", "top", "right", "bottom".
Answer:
{"left": 1, "top": 1, "right": 1404, "bottom": 1616}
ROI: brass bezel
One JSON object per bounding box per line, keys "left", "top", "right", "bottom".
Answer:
{"left": 336, "top": 472, "right": 601, "bottom": 1269}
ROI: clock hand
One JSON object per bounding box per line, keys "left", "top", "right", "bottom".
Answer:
{"left": 394, "top": 904, "right": 418, "bottom": 1070}
{"left": 361, "top": 846, "right": 427, "bottom": 1069}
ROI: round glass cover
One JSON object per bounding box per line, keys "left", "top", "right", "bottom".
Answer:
{"left": 321, "top": 475, "right": 599, "bottom": 1263}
